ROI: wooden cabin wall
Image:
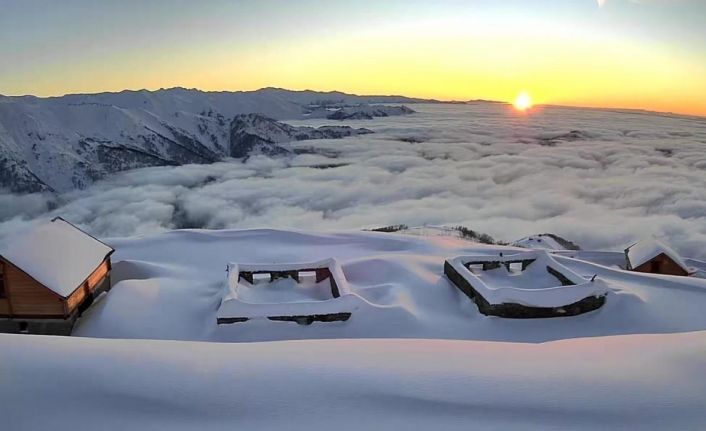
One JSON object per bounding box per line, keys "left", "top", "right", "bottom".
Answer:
{"left": 0, "top": 299, "right": 9, "bottom": 316}
{"left": 66, "top": 258, "right": 111, "bottom": 314}
{"left": 86, "top": 259, "right": 110, "bottom": 292}
{"left": 2, "top": 260, "right": 65, "bottom": 317}
{"left": 65, "top": 284, "right": 87, "bottom": 313}
{"left": 0, "top": 260, "right": 9, "bottom": 315}
{"left": 633, "top": 254, "right": 688, "bottom": 276}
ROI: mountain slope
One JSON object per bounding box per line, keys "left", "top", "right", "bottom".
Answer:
{"left": 0, "top": 88, "right": 423, "bottom": 193}
{"left": 229, "top": 113, "right": 372, "bottom": 158}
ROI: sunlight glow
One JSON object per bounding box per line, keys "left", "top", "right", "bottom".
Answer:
{"left": 513, "top": 91, "right": 533, "bottom": 111}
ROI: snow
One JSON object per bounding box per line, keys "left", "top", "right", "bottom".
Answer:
{"left": 3, "top": 228, "right": 706, "bottom": 428}
{"left": 0, "top": 88, "right": 419, "bottom": 192}
{"left": 217, "top": 258, "right": 360, "bottom": 320}
{"left": 446, "top": 251, "right": 608, "bottom": 307}
{"left": 2, "top": 91, "right": 706, "bottom": 427}
{"left": 514, "top": 234, "right": 571, "bottom": 250}
{"left": 236, "top": 278, "right": 331, "bottom": 303}
{"left": 626, "top": 238, "right": 690, "bottom": 272}
{"left": 69, "top": 228, "right": 706, "bottom": 343}
{"left": 3, "top": 332, "right": 706, "bottom": 430}
{"left": 0, "top": 218, "right": 113, "bottom": 297}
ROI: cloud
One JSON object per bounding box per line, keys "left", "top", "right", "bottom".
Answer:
{"left": 2, "top": 104, "right": 706, "bottom": 259}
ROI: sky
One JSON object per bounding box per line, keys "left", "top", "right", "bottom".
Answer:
{"left": 0, "top": 0, "right": 705, "bottom": 116}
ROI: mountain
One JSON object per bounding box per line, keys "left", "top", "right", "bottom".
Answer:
{"left": 305, "top": 104, "right": 415, "bottom": 120}
{"left": 513, "top": 233, "right": 582, "bottom": 251}
{"left": 0, "top": 88, "right": 426, "bottom": 193}
{"left": 229, "top": 114, "right": 372, "bottom": 158}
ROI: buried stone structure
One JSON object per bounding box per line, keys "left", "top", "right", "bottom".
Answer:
{"left": 444, "top": 251, "right": 608, "bottom": 318}
{"left": 217, "top": 258, "right": 357, "bottom": 325}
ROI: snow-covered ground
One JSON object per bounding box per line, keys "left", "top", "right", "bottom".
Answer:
{"left": 67, "top": 228, "right": 706, "bottom": 343}
{"left": 514, "top": 233, "right": 579, "bottom": 250}
{"left": 4, "top": 332, "right": 706, "bottom": 430}
{"left": 3, "top": 228, "right": 706, "bottom": 429}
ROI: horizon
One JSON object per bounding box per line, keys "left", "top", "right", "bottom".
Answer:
{"left": 3, "top": 84, "right": 705, "bottom": 120}
{"left": 1, "top": 0, "right": 705, "bottom": 116}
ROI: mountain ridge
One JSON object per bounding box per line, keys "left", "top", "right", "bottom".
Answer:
{"left": 0, "top": 88, "right": 418, "bottom": 193}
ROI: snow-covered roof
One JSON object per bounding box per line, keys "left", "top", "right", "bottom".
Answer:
{"left": 0, "top": 218, "right": 114, "bottom": 297}
{"left": 626, "top": 239, "right": 689, "bottom": 272}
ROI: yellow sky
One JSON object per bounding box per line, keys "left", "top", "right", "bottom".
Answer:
{"left": 2, "top": 1, "right": 705, "bottom": 117}
{"left": 192, "top": 20, "right": 706, "bottom": 116}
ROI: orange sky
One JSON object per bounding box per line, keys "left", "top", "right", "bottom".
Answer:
{"left": 1, "top": 1, "right": 705, "bottom": 116}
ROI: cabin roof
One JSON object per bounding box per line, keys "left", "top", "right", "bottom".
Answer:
{"left": 0, "top": 217, "right": 114, "bottom": 298}
{"left": 625, "top": 239, "right": 689, "bottom": 273}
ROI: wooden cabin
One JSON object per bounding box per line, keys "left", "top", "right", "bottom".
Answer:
{"left": 0, "top": 217, "right": 114, "bottom": 335}
{"left": 625, "top": 239, "right": 690, "bottom": 277}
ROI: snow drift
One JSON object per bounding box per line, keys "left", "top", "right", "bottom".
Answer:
{"left": 68, "top": 228, "right": 706, "bottom": 343}
{"left": 3, "top": 228, "right": 706, "bottom": 429}
{"left": 2, "top": 332, "right": 706, "bottom": 430}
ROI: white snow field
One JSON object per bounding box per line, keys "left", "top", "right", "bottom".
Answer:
{"left": 3, "top": 228, "right": 706, "bottom": 429}
{"left": 63, "top": 228, "right": 706, "bottom": 343}
{"left": 3, "top": 332, "right": 706, "bottom": 430}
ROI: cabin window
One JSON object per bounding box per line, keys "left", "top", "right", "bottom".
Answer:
{"left": 0, "top": 264, "right": 5, "bottom": 298}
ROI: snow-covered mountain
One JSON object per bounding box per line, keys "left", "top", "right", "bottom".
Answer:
{"left": 306, "top": 104, "right": 415, "bottom": 120}
{"left": 0, "top": 88, "right": 423, "bottom": 193}
{"left": 513, "top": 233, "right": 582, "bottom": 251}
{"left": 229, "top": 114, "right": 372, "bottom": 158}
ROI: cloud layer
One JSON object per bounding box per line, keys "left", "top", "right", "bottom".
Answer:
{"left": 2, "top": 103, "right": 706, "bottom": 258}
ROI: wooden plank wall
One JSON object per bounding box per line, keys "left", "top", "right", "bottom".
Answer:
{"left": 2, "top": 259, "right": 65, "bottom": 317}
{"left": 0, "top": 260, "right": 9, "bottom": 315}
{"left": 66, "top": 259, "right": 111, "bottom": 314}
{"left": 65, "top": 284, "right": 86, "bottom": 313}
{"left": 0, "top": 299, "right": 10, "bottom": 315}
{"left": 87, "top": 259, "right": 110, "bottom": 292}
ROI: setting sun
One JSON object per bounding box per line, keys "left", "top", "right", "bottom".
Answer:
{"left": 514, "top": 91, "right": 533, "bottom": 111}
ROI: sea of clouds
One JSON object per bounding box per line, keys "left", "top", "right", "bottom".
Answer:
{"left": 2, "top": 103, "right": 706, "bottom": 258}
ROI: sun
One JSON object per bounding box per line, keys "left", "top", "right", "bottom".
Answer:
{"left": 513, "top": 91, "right": 533, "bottom": 112}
